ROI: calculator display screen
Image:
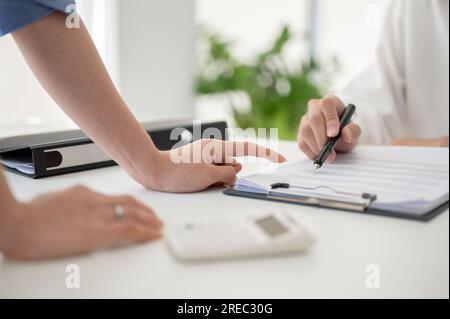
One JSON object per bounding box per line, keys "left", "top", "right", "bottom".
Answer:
{"left": 255, "top": 216, "right": 288, "bottom": 237}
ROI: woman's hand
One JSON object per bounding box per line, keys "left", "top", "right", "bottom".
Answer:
{"left": 0, "top": 186, "right": 163, "bottom": 261}
{"left": 147, "top": 139, "right": 286, "bottom": 193}
{"left": 297, "top": 96, "right": 361, "bottom": 161}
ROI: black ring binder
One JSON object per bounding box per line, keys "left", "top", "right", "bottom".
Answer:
{"left": 0, "top": 120, "right": 228, "bottom": 178}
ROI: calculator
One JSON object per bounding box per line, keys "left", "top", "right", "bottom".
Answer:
{"left": 165, "top": 211, "right": 314, "bottom": 261}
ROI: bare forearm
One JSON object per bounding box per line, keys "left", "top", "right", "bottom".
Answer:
{"left": 11, "top": 12, "right": 162, "bottom": 187}
{"left": 392, "top": 135, "right": 449, "bottom": 147}
{"left": 0, "top": 169, "right": 18, "bottom": 254}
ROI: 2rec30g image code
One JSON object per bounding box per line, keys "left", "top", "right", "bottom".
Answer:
{"left": 177, "top": 303, "right": 273, "bottom": 316}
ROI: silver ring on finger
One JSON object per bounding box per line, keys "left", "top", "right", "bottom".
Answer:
{"left": 113, "top": 205, "right": 125, "bottom": 220}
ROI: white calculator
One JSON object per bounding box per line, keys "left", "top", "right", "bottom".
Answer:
{"left": 165, "top": 211, "right": 314, "bottom": 261}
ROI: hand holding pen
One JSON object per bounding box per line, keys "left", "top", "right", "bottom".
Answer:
{"left": 297, "top": 96, "right": 361, "bottom": 164}
{"left": 314, "top": 104, "right": 356, "bottom": 169}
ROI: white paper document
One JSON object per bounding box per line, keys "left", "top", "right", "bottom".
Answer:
{"left": 235, "top": 146, "right": 449, "bottom": 215}
{"left": 0, "top": 157, "right": 35, "bottom": 175}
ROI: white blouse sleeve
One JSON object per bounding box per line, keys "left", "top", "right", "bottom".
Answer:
{"left": 340, "top": 0, "right": 410, "bottom": 145}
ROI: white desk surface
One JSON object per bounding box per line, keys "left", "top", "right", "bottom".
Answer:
{"left": 0, "top": 142, "right": 448, "bottom": 299}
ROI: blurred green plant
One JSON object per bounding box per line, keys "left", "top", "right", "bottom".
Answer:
{"left": 196, "top": 25, "right": 338, "bottom": 140}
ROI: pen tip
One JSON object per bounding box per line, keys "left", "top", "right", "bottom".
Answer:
{"left": 313, "top": 163, "right": 321, "bottom": 170}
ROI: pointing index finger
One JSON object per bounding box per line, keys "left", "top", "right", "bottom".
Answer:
{"left": 223, "top": 141, "right": 286, "bottom": 163}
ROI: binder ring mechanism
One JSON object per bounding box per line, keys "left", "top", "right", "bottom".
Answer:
{"left": 270, "top": 183, "right": 377, "bottom": 212}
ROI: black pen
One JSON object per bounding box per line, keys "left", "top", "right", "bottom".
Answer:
{"left": 313, "top": 104, "right": 356, "bottom": 169}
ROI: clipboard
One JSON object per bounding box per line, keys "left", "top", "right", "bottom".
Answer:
{"left": 223, "top": 186, "right": 449, "bottom": 222}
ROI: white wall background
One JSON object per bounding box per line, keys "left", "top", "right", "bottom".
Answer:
{"left": 118, "top": 0, "right": 195, "bottom": 121}
{"left": 0, "top": 0, "right": 194, "bottom": 137}
{"left": 316, "top": 0, "right": 389, "bottom": 88}
{"left": 196, "top": 0, "right": 310, "bottom": 63}
{"left": 0, "top": 35, "right": 74, "bottom": 137}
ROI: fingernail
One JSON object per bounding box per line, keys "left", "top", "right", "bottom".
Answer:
{"left": 327, "top": 126, "right": 337, "bottom": 137}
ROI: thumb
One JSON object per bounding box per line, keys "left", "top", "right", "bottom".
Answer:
{"left": 223, "top": 157, "right": 242, "bottom": 173}
{"left": 209, "top": 165, "right": 237, "bottom": 186}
